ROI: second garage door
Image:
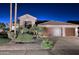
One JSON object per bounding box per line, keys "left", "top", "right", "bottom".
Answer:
{"left": 65, "top": 28, "right": 75, "bottom": 36}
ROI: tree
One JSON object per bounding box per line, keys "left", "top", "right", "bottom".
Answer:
{"left": 0, "top": 23, "right": 6, "bottom": 29}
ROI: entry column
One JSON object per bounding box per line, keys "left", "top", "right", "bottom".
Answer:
{"left": 75, "top": 27, "right": 78, "bottom": 37}
{"left": 62, "top": 27, "right": 65, "bottom": 37}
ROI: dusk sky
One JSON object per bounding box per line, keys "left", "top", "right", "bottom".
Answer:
{"left": 0, "top": 3, "right": 79, "bottom": 23}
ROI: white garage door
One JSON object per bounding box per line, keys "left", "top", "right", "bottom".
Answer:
{"left": 52, "top": 28, "right": 62, "bottom": 36}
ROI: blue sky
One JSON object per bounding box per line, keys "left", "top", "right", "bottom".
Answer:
{"left": 0, "top": 3, "right": 79, "bottom": 23}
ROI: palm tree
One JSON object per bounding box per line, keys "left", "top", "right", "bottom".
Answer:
{"left": 14, "top": 3, "right": 17, "bottom": 35}
{"left": 8, "top": 3, "right": 17, "bottom": 43}
{"left": 10, "top": 3, "right": 12, "bottom": 31}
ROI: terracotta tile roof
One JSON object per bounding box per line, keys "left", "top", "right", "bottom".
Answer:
{"left": 39, "top": 21, "right": 79, "bottom": 25}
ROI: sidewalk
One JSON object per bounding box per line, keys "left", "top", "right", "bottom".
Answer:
{"left": 0, "top": 43, "right": 50, "bottom": 55}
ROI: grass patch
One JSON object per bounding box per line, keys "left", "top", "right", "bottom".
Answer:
{"left": 16, "top": 33, "right": 33, "bottom": 42}
{"left": 0, "top": 32, "right": 11, "bottom": 44}
{"left": 0, "top": 38, "right": 11, "bottom": 44}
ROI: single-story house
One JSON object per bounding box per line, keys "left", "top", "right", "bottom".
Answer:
{"left": 38, "top": 21, "right": 79, "bottom": 37}
{"left": 18, "top": 14, "right": 37, "bottom": 27}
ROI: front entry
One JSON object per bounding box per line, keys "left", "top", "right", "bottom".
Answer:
{"left": 52, "top": 28, "right": 62, "bottom": 36}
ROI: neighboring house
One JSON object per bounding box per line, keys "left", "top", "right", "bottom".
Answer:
{"left": 18, "top": 14, "right": 37, "bottom": 28}
{"left": 12, "top": 25, "right": 15, "bottom": 31}
{"left": 0, "top": 29, "right": 4, "bottom": 33}
{"left": 38, "top": 21, "right": 79, "bottom": 37}
{"left": 9, "top": 23, "right": 19, "bottom": 31}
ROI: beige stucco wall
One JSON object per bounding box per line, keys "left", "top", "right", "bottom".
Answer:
{"left": 42, "top": 27, "right": 76, "bottom": 37}
{"left": 19, "top": 14, "right": 37, "bottom": 27}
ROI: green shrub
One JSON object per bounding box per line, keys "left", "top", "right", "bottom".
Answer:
{"left": 41, "top": 39, "right": 53, "bottom": 49}
{"left": 16, "top": 33, "right": 33, "bottom": 42}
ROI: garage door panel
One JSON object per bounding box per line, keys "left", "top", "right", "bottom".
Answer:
{"left": 65, "top": 28, "right": 75, "bottom": 36}
{"left": 52, "top": 28, "right": 62, "bottom": 36}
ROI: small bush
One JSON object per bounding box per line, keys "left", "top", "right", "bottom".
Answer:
{"left": 41, "top": 39, "right": 53, "bottom": 49}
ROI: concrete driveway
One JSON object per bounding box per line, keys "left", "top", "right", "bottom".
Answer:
{"left": 50, "top": 37, "right": 79, "bottom": 55}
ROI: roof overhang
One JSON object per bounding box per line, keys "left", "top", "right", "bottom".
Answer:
{"left": 38, "top": 25, "right": 79, "bottom": 28}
